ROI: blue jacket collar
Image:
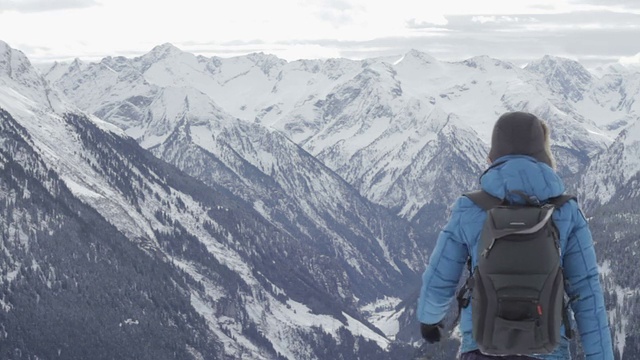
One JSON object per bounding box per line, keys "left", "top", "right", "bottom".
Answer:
{"left": 480, "top": 155, "right": 565, "bottom": 203}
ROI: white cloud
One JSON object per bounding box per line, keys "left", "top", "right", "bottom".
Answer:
{"left": 427, "top": 0, "right": 569, "bottom": 14}
{"left": 0, "top": 0, "right": 98, "bottom": 13}
{"left": 619, "top": 53, "right": 640, "bottom": 65}
{"left": 471, "top": 16, "right": 536, "bottom": 24}
{"left": 569, "top": 0, "right": 640, "bottom": 9}
{"left": 0, "top": 0, "right": 637, "bottom": 68}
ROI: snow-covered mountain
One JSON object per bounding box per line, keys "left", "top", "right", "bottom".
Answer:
{"left": 524, "top": 55, "right": 640, "bottom": 210}
{"left": 525, "top": 55, "right": 594, "bottom": 103}
{"left": 44, "top": 44, "right": 626, "bottom": 221}
{"left": 581, "top": 120, "right": 640, "bottom": 209}
{"left": 37, "top": 41, "right": 427, "bottom": 296}
{"left": 1, "top": 40, "right": 425, "bottom": 359}
{"left": 5, "top": 38, "right": 640, "bottom": 359}
{"left": 0, "top": 107, "right": 224, "bottom": 359}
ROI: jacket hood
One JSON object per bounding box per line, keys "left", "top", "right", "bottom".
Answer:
{"left": 480, "top": 155, "right": 565, "bottom": 203}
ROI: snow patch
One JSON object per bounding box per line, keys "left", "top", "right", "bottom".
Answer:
{"left": 63, "top": 178, "right": 104, "bottom": 199}
{"left": 361, "top": 297, "right": 403, "bottom": 340}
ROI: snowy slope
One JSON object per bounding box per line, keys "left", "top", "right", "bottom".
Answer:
{"left": 44, "top": 45, "right": 638, "bottom": 205}
{"left": 0, "top": 40, "right": 68, "bottom": 113}
{"left": 41, "top": 42, "right": 426, "bottom": 295}
{"left": 34, "top": 40, "right": 640, "bottom": 358}
{"left": 0, "top": 107, "right": 226, "bottom": 359}
{"left": 2, "top": 40, "right": 424, "bottom": 359}
{"left": 525, "top": 55, "right": 640, "bottom": 205}
{"left": 263, "top": 51, "right": 611, "bottom": 213}
{"left": 581, "top": 117, "right": 640, "bottom": 207}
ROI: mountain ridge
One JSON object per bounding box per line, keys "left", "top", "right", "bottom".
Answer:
{"left": 3, "top": 39, "right": 640, "bottom": 359}
{"left": 1, "top": 40, "right": 425, "bottom": 359}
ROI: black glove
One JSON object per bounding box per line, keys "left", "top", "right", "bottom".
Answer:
{"left": 420, "top": 322, "right": 444, "bottom": 343}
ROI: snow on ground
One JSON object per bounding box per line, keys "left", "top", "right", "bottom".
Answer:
{"left": 245, "top": 292, "right": 392, "bottom": 359}
{"left": 361, "top": 297, "right": 402, "bottom": 340}
{"left": 62, "top": 177, "right": 104, "bottom": 199}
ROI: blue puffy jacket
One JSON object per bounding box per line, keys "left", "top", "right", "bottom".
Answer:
{"left": 417, "top": 155, "right": 614, "bottom": 359}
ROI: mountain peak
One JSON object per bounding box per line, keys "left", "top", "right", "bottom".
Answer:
{"left": 0, "top": 40, "right": 35, "bottom": 80}
{"left": 245, "top": 51, "right": 286, "bottom": 66}
{"left": 0, "top": 39, "right": 11, "bottom": 54}
{"left": 144, "top": 43, "right": 184, "bottom": 61}
{"left": 0, "top": 40, "right": 65, "bottom": 112}
{"left": 0, "top": 40, "right": 21, "bottom": 62}
{"left": 134, "top": 43, "right": 188, "bottom": 73}
{"left": 462, "top": 55, "right": 514, "bottom": 70}
{"left": 525, "top": 55, "right": 593, "bottom": 102}
{"left": 70, "top": 57, "right": 85, "bottom": 70}
{"left": 405, "top": 49, "right": 438, "bottom": 63}
{"left": 246, "top": 51, "right": 279, "bottom": 61}
{"left": 0, "top": 41, "right": 11, "bottom": 69}
{"left": 393, "top": 49, "right": 439, "bottom": 67}
{"left": 99, "top": 55, "right": 135, "bottom": 73}
{"left": 526, "top": 55, "right": 590, "bottom": 74}
{"left": 242, "top": 52, "right": 286, "bottom": 76}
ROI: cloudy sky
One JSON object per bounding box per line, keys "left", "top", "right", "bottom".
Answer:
{"left": 1, "top": 0, "right": 639, "bottom": 67}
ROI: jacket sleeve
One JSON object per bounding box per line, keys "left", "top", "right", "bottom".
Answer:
{"left": 562, "top": 203, "right": 614, "bottom": 360}
{"left": 417, "top": 197, "right": 470, "bottom": 325}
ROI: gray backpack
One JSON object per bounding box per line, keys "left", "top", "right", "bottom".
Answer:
{"left": 460, "top": 190, "right": 574, "bottom": 356}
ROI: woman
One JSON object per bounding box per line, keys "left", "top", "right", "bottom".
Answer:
{"left": 417, "top": 112, "right": 614, "bottom": 359}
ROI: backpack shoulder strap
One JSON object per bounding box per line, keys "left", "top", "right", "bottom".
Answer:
{"left": 547, "top": 194, "right": 577, "bottom": 208}
{"left": 463, "top": 190, "right": 503, "bottom": 211}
